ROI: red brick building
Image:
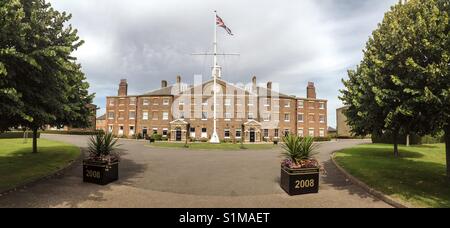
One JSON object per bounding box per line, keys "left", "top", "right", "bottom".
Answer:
{"left": 105, "top": 77, "right": 327, "bottom": 142}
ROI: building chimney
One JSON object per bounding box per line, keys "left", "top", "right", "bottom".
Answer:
{"left": 307, "top": 82, "right": 316, "bottom": 99}
{"left": 267, "top": 81, "right": 272, "bottom": 90}
{"left": 176, "top": 75, "right": 181, "bottom": 84}
{"left": 161, "top": 80, "right": 168, "bottom": 88}
{"left": 118, "top": 79, "right": 128, "bottom": 97}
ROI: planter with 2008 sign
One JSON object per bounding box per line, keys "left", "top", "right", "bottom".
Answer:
{"left": 83, "top": 133, "right": 120, "bottom": 185}
{"left": 279, "top": 135, "right": 320, "bottom": 195}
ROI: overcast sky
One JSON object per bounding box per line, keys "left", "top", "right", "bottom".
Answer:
{"left": 49, "top": 0, "right": 398, "bottom": 128}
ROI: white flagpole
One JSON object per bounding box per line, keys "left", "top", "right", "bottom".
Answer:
{"left": 210, "top": 10, "right": 220, "bottom": 144}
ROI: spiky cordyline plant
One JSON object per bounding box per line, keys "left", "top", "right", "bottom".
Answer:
{"left": 281, "top": 135, "right": 318, "bottom": 167}
{"left": 87, "top": 133, "right": 120, "bottom": 162}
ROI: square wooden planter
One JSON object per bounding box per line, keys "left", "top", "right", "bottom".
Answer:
{"left": 83, "top": 160, "right": 119, "bottom": 185}
{"left": 280, "top": 166, "right": 319, "bottom": 195}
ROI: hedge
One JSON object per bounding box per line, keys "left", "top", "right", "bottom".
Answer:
{"left": 0, "top": 131, "right": 41, "bottom": 139}
{"left": 40, "top": 130, "right": 104, "bottom": 135}
{"left": 371, "top": 132, "right": 444, "bottom": 145}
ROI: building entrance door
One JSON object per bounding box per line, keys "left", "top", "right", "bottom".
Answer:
{"left": 176, "top": 128, "right": 182, "bottom": 141}
{"left": 250, "top": 129, "right": 256, "bottom": 143}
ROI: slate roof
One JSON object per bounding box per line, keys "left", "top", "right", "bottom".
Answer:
{"left": 97, "top": 114, "right": 106, "bottom": 120}
{"left": 139, "top": 78, "right": 296, "bottom": 99}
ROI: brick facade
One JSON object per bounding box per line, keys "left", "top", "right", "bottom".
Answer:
{"left": 105, "top": 77, "right": 328, "bottom": 142}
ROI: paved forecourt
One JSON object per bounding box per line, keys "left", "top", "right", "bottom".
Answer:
{"left": 0, "top": 135, "right": 390, "bottom": 208}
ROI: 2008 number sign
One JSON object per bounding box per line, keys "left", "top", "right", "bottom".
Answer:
{"left": 86, "top": 170, "right": 101, "bottom": 179}
{"left": 295, "top": 179, "right": 315, "bottom": 189}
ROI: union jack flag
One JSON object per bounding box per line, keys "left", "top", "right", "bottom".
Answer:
{"left": 216, "top": 15, "right": 233, "bottom": 36}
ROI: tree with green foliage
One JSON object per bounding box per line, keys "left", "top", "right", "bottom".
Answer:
{"left": 0, "top": 0, "right": 94, "bottom": 153}
{"left": 341, "top": 0, "right": 449, "bottom": 160}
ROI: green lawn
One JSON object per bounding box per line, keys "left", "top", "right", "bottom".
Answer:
{"left": 335, "top": 143, "right": 450, "bottom": 208}
{"left": 0, "top": 138, "right": 80, "bottom": 191}
{"left": 148, "top": 142, "right": 277, "bottom": 150}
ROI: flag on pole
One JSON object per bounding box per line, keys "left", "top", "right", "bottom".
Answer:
{"left": 216, "top": 15, "right": 233, "bottom": 35}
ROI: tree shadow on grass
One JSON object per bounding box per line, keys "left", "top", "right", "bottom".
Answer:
{"left": 337, "top": 147, "right": 425, "bottom": 159}
{"left": 331, "top": 149, "right": 450, "bottom": 208}
{"left": 0, "top": 146, "right": 147, "bottom": 208}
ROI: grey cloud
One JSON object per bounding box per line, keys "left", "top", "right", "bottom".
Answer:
{"left": 49, "top": 0, "right": 398, "bottom": 127}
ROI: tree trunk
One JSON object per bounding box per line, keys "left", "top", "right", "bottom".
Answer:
{"left": 32, "top": 128, "right": 38, "bottom": 154}
{"left": 406, "top": 134, "right": 410, "bottom": 147}
{"left": 445, "top": 125, "right": 450, "bottom": 179}
{"left": 393, "top": 131, "right": 399, "bottom": 157}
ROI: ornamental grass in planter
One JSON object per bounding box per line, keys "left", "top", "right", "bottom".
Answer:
{"left": 280, "top": 135, "right": 319, "bottom": 195}
{"left": 83, "top": 133, "right": 120, "bottom": 185}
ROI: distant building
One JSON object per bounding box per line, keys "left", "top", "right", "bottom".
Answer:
{"left": 336, "top": 106, "right": 353, "bottom": 137}
{"left": 105, "top": 77, "right": 328, "bottom": 142}
{"left": 96, "top": 114, "right": 107, "bottom": 132}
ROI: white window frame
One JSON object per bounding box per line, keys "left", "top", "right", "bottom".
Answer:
{"left": 298, "top": 128, "right": 304, "bottom": 137}
{"left": 298, "top": 100, "right": 304, "bottom": 109}
{"left": 109, "top": 99, "right": 115, "bottom": 106}
{"left": 225, "top": 112, "right": 232, "bottom": 121}
{"left": 129, "top": 111, "right": 136, "bottom": 120}
{"left": 162, "top": 112, "right": 169, "bottom": 120}
{"left": 129, "top": 125, "right": 135, "bottom": 136}
{"left": 201, "top": 128, "right": 208, "bottom": 138}
{"left": 129, "top": 97, "right": 136, "bottom": 106}
{"left": 284, "top": 113, "right": 290, "bottom": 122}
{"left": 248, "top": 112, "right": 254, "bottom": 120}
{"left": 319, "top": 102, "right": 325, "bottom": 110}
{"left": 309, "top": 128, "right": 315, "bottom": 137}
{"left": 143, "top": 98, "right": 149, "bottom": 106}
{"left": 163, "top": 128, "right": 168, "bottom": 137}
{"left": 190, "top": 127, "right": 196, "bottom": 138}
{"left": 142, "top": 111, "right": 149, "bottom": 120}
{"left": 285, "top": 100, "right": 290, "bottom": 108}
{"left": 202, "top": 112, "right": 208, "bottom": 120}
{"left": 163, "top": 98, "right": 169, "bottom": 105}
{"left": 319, "top": 128, "right": 325, "bottom": 137}
{"left": 225, "top": 98, "right": 232, "bottom": 106}
{"left": 108, "top": 112, "right": 115, "bottom": 120}
{"left": 224, "top": 129, "right": 231, "bottom": 138}
{"left": 263, "top": 129, "right": 269, "bottom": 138}
{"left": 235, "top": 129, "right": 242, "bottom": 138}
{"left": 319, "top": 115, "right": 325, "bottom": 123}
{"left": 264, "top": 98, "right": 270, "bottom": 107}
{"left": 298, "top": 113, "right": 304, "bottom": 123}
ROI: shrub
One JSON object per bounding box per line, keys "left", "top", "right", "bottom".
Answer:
{"left": 313, "top": 136, "right": 331, "bottom": 142}
{"left": 87, "top": 133, "right": 120, "bottom": 163}
{"left": 421, "top": 134, "right": 445, "bottom": 144}
{"left": 150, "top": 134, "right": 163, "bottom": 141}
{"left": 281, "top": 135, "right": 318, "bottom": 166}
{"left": 41, "top": 130, "right": 104, "bottom": 135}
{"left": 200, "top": 138, "right": 208, "bottom": 143}
{"left": 221, "top": 139, "right": 232, "bottom": 143}
{"left": 0, "top": 131, "right": 41, "bottom": 139}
